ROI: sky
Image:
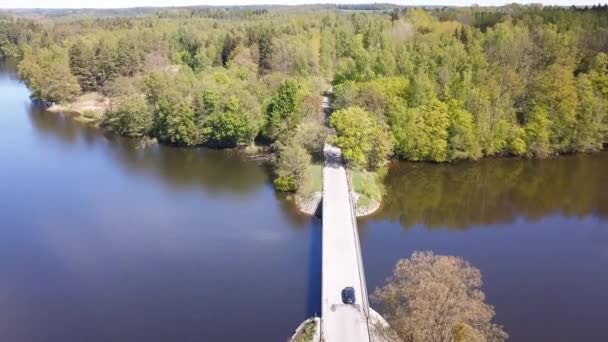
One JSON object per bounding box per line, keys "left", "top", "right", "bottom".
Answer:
{"left": 0, "top": 0, "right": 604, "bottom": 8}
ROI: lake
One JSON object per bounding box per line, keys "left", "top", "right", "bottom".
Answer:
{"left": 1, "top": 59, "right": 607, "bottom": 341}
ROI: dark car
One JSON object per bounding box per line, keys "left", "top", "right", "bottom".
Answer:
{"left": 341, "top": 286, "right": 356, "bottom": 304}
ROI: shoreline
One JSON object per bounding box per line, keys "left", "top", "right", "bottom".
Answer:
{"left": 352, "top": 191, "right": 381, "bottom": 217}
{"left": 36, "top": 95, "right": 607, "bottom": 218}
{"left": 294, "top": 191, "right": 382, "bottom": 217}
{"left": 295, "top": 191, "right": 322, "bottom": 217}
{"left": 39, "top": 91, "right": 608, "bottom": 164}
{"left": 46, "top": 92, "right": 109, "bottom": 124}
{"left": 289, "top": 317, "right": 320, "bottom": 342}
{"left": 289, "top": 308, "right": 394, "bottom": 342}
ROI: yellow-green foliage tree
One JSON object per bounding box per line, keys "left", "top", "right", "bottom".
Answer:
{"left": 533, "top": 63, "right": 579, "bottom": 153}
{"left": 391, "top": 100, "right": 450, "bottom": 162}
{"left": 329, "top": 106, "right": 393, "bottom": 170}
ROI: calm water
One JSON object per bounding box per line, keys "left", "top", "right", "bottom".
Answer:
{"left": 1, "top": 59, "right": 607, "bottom": 341}
{"left": 0, "top": 59, "right": 321, "bottom": 342}
{"left": 362, "top": 157, "right": 608, "bottom": 341}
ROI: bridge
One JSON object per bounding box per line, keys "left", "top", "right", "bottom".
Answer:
{"left": 320, "top": 92, "right": 372, "bottom": 342}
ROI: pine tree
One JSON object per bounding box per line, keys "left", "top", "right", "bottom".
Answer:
{"left": 69, "top": 43, "right": 96, "bottom": 92}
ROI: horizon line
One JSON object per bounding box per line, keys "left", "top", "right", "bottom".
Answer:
{"left": 1, "top": 2, "right": 607, "bottom": 11}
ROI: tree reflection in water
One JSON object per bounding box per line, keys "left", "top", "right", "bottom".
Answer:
{"left": 376, "top": 153, "right": 608, "bottom": 229}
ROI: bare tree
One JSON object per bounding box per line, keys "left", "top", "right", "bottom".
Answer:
{"left": 372, "top": 251, "right": 508, "bottom": 342}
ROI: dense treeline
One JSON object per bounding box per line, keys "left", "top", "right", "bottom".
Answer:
{"left": 330, "top": 5, "right": 608, "bottom": 165}
{"left": 1, "top": 5, "right": 607, "bottom": 193}
{"left": 3, "top": 10, "right": 333, "bottom": 192}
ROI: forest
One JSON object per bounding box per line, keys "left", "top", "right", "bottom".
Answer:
{"left": 1, "top": 4, "right": 607, "bottom": 194}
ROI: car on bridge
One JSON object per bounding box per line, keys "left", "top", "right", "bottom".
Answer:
{"left": 341, "top": 286, "right": 356, "bottom": 304}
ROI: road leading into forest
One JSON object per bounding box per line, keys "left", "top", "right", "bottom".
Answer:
{"left": 321, "top": 90, "right": 371, "bottom": 342}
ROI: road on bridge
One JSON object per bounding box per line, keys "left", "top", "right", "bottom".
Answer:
{"left": 321, "top": 142, "right": 371, "bottom": 342}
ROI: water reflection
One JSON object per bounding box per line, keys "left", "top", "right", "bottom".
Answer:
{"left": 26, "top": 104, "right": 271, "bottom": 194}
{"left": 0, "top": 59, "right": 318, "bottom": 342}
{"left": 375, "top": 155, "right": 608, "bottom": 229}
{"left": 0, "top": 57, "right": 21, "bottom": 81}
{"left": 5, "top": 55, "right": 608, "bottom": 342}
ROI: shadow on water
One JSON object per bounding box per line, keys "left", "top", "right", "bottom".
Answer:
{"left": 306, "top": 217, "right": 322, "bottom": 317}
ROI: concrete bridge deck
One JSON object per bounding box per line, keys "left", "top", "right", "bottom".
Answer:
{"left": 321, "top": 143, "right": 371, "bottom": 342}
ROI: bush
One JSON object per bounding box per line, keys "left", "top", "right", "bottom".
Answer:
{"left": 350, "top": 168, "right": 386, "bottom": 202}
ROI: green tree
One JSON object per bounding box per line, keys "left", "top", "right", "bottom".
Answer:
{"left": 408, "top": 69, "right": 435, "bottom": 107}
{"left": 319, "top": 30, "right": 335, "bottom": 75}
{"left": 153, "top": 93, "right": 198, "bottom": 146}
{"left": 142, "top": 72, "right": 169, "bottom": 112}
{"left": 274, "top": 143, "right": 311, "bottom": 192}
{"left": 294, "top": 120, "right": 327, "bottom": 159}
{"left": 330, "top": 106, "right": 393, "bottom": 170}
{"left": 103, "top": 94, "right": 152, "bottom": 137}
{"left": 447, "top": 100, "right": 481, "bottom": 160}
{"left": 201, "top": 112, "right": 251, "bottom": 148}
{"left": 221, "top": 33, "right": 238, "bottom": 66}
{"left": 589, "top": 53, "right": 608, "bottom": 98}
{"left": 69, "top": 42, "right": 96, "bottom": 92}
{"left": 201, "top": 96, "right": 254, "bottom": 148}
{"left": 116, "top": 37, "right": 143, "bottom": 77}
{"left": 391, "top": 100, "right": 450, "bottom": 162}
{"left": 176, "top": 28, "right": 206, "bottom": 71}
{"left": 93, "top": 40, "right": 118, "bottom": 88}
{"left": 248, "top": 25, "right": 274, "bottom": 74}
{"left": 195, "top": 89, "right": 221, "bottom": 118}
{"left": 533, "top": 63, "right": 578, "bottom": 152}
{"left": 525, "top": 105, "right": 552, "bottom": 157}
{"left": 266, "top": 79, "right": 304, "bottom": 140}
{"left": 19, "top": 47, "right": 81, "bottom": 103}
{"left": 572, "top": 74, "right": 607, "bottom": 151}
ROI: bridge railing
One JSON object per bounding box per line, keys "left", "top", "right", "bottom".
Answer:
{"left": 345, "top": 163, "right": 375, "bottom": 342}
{"left": 345, "top": 168, "right": 370, "bottom": 319}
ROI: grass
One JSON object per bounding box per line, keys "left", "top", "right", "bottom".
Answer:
{"left": 309, "top": 164, "right": 322, "bottom": 193}
{"left": 296, "top": 163, "right": 323, "bottom": 202}
{"left": 357, "top": 193, "right": 373, "bottom": 209}
{"left": 293, "top": 320, "right": 317, "bottom": 342}
{"left": 349, "top": 167, "right": 387, "bottom": 209}
{"left": 350, "top": 168, "right": 383, "bottom": 201}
